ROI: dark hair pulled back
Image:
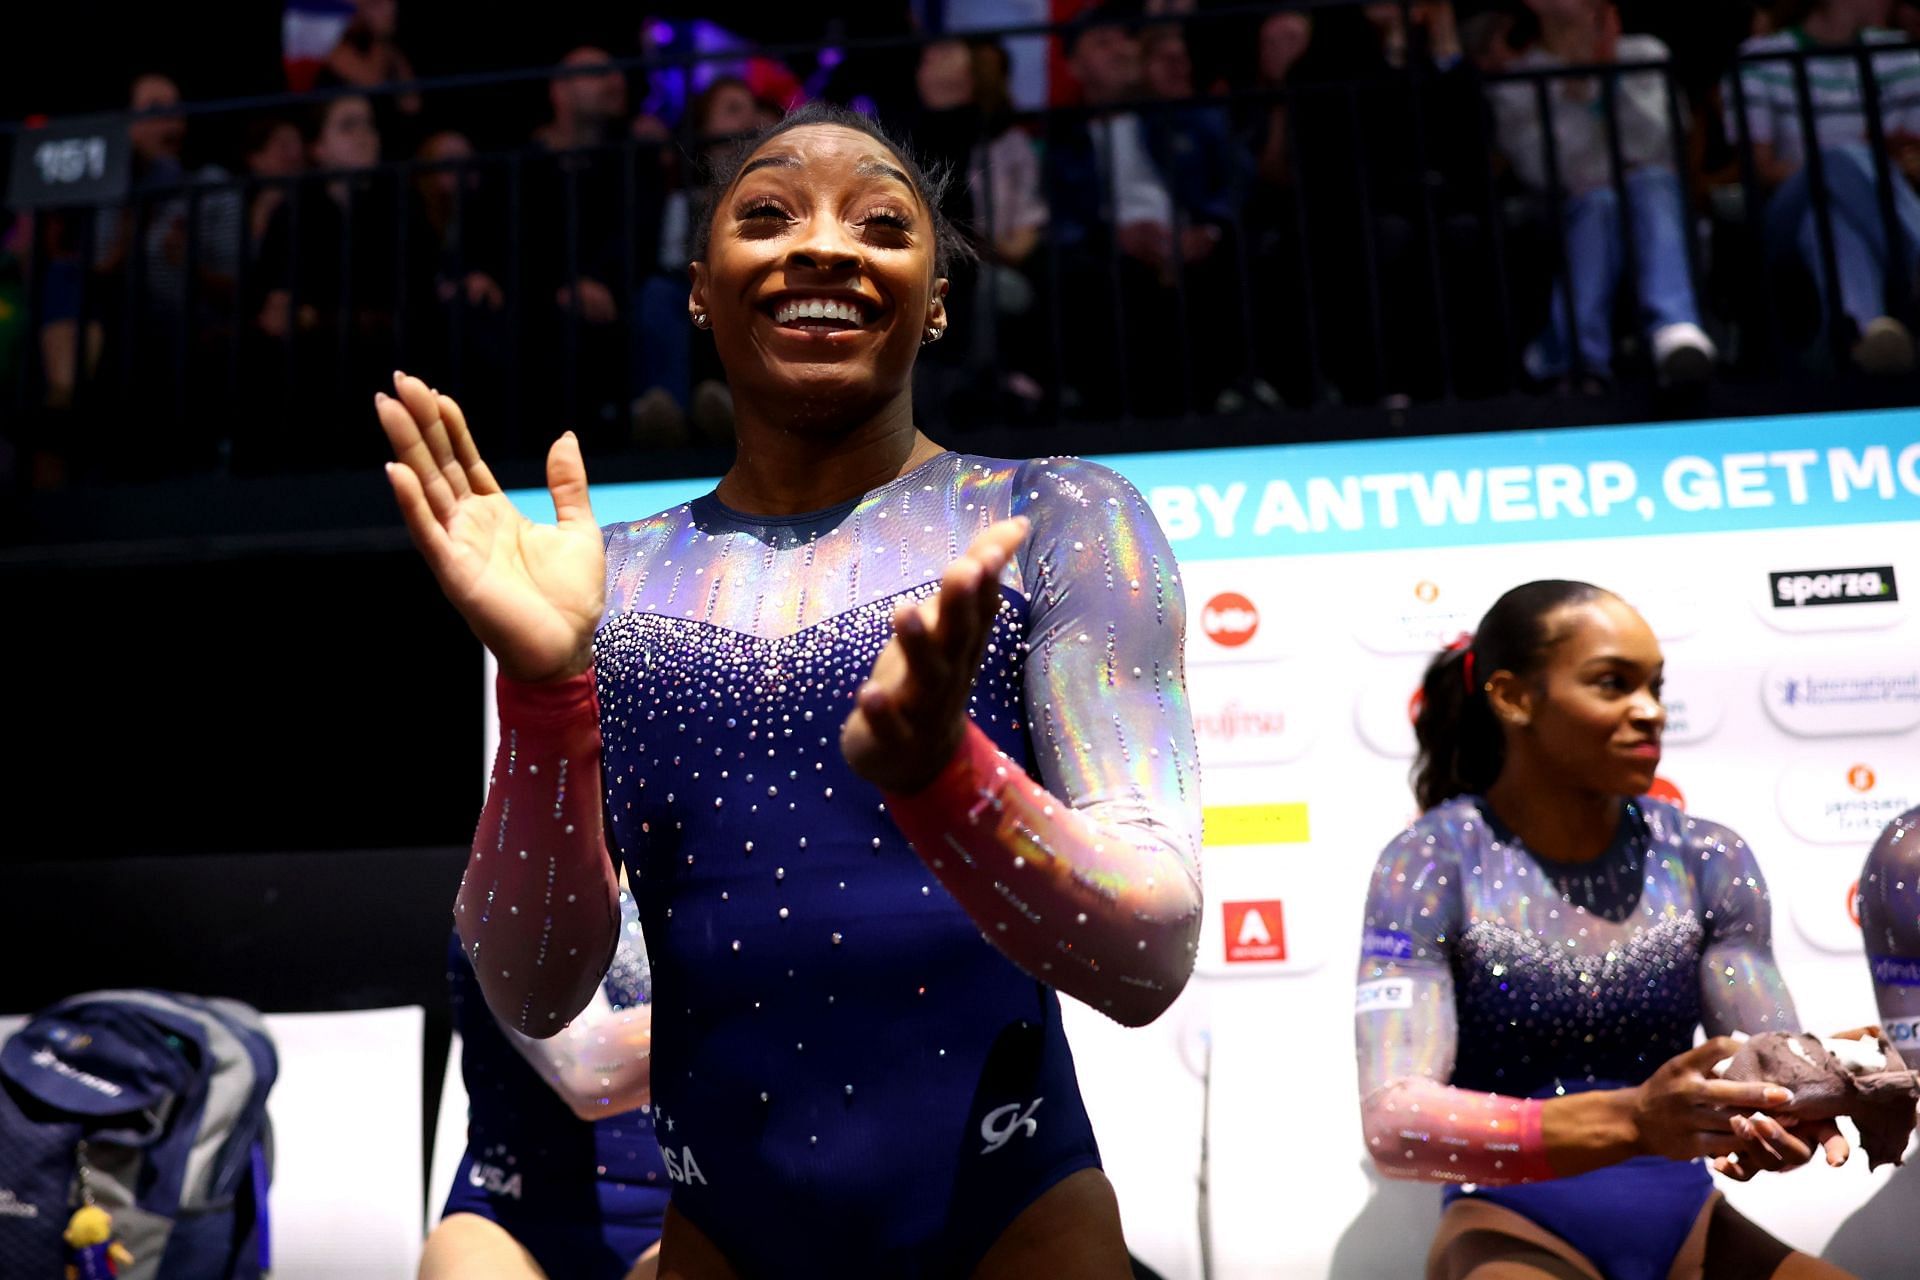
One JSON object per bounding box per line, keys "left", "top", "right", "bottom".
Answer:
{"left": 1411, "top": 579, "right": 1611, "bottom": 811}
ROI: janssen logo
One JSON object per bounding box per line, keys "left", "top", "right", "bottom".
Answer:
{"left": 1201, "top": 592, "right": 1259, "bottom": 647}
{"left": 1779, "top": 758, "right": 1919, "bottom": 844}
{"left": 1771, "top": 566, "right": 1898, "bottom": 609}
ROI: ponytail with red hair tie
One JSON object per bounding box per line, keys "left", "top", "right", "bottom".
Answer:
{"left": 1445, "top": 631, "right": 1477, "bottom": 694}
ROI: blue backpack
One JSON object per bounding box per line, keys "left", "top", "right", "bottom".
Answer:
{"left": 0, "top": 991, "right": 277, "bottom": 1279}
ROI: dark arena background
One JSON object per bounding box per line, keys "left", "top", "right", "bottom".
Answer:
{"left": 2, "top": 1, "right": 1918, "bottom": 1276}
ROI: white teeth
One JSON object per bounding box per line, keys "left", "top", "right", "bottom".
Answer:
{"left": 773, "top": 298, "right": 866, "bottom": 326}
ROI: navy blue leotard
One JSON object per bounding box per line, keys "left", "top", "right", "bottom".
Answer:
{"left": 443, "top": 890, "right": 669, "bottom": 1280}
{"left": 581, "top": 451, "right": 1200, "bottom": 1275}
{"left": 1356, "top": 796, "right": 1799, "bottom": 1280}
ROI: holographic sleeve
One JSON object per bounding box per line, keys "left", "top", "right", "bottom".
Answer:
{"left": 1860, "top": 807, "right": 1920, "bottom": 1043}
{"left": 1691, "top": 819, "right": 1799, "bottom": 1038}
{"left": 1354, "top": 826, "right": 1553, "bottom": 1185}
{"left": 882, "top": 459, "right": 1203, "bottom": 1029}
{"left": 500, "top": 895, "right": 653, "bottom": 1121}
{"left": 454, "top": 670, "right": 622, "bottom": 1037}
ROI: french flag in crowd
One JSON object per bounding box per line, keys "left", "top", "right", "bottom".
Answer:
{"left": 283, "top": 0, "right": 357, "bottom": 91}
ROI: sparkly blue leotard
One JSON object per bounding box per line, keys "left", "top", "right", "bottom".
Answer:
{"left": 1356, "top": 795, "right": 1798, "bottom": 1280}
{"left": 1860, "top": 806, "right": 1920, "bottom": 1051}
{"left": 592, "top": 452, "right": 1198, "bottom": 1276}
{"left": 443, "top": 892, "right": 670, "bottom": 1280}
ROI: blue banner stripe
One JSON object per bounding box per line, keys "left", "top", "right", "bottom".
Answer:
{"left": 510, "top": 408, "right": 1920, "bottom": 559}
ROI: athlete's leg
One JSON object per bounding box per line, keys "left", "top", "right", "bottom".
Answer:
{"left": 418, "top": 1212, "right": 549, "bottom": 1280}
{"left": 655, "top": 1205, "right": 742, "bottom": 1280}
{"left": 1701, "top": 1198, "right": 1853, "bottom": 1280}
{"left": 621, "top": 1241, "right": 662, "bottom": 1280}
{"left": 1424, "top": 1200, "right": 1603, "bottom": 1280}
{"left": 969, "top": 1166, "right": 1132, "bottom": 1280}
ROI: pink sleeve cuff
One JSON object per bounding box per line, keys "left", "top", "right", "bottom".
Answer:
{"left": 881, "top": 721, "right": 1202, "bottom": 1027}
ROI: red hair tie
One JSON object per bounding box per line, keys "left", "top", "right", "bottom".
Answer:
{"left": 1444, "top": 632, "right": 1477, "bottom": 694}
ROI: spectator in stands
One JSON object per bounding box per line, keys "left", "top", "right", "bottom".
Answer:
{"left": 250, "top": 95, "right": 397, "bottom": 467}
{"left": 412, "top": 131, "right": 504, "bottom": 314}
{"left": 900, "top": 36, "right": 1051, "bottom": 416}
{"left": 1731, "top": 0, "right": 1920, "bottom": 374}
{"left": 101, "top": 74, "right": 243, "bottom": 309}
{"left": 636, "top": 73, "right": 770, "bottom": 446}
{"left": 1489, "top": 0, "right": 1719, "bottom": 391}
{"left": 1047, "top": 5, "right": 1262, "bottom": 417}
{"left": 1254, "top": 4, "right": 1516, "bottom": 405}
{"left": 315, "top": 0, "right": 423, "bottom": 151}
{"left": 89, "top": 73, "right": 244, "bottom": 470}
{"left": 524, "top": 47, "right": 664, "bottom": 444}
{"left": 240, "top": 118, "right": 305, "bottom": 256}
{"left": 1236, "top": 10, "right": 1321, "bottom": 405}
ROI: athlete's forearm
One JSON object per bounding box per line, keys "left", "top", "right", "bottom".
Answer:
{"left": 456, "top": 668, "right": 620, "bottom": 1037}
{"left": 884, "top": 721, "right": 1202, "bottom": 1028}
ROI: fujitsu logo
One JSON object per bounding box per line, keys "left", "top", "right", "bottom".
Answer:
{"left": 1195, "top": 703, "right": 1286, "bottom": 741}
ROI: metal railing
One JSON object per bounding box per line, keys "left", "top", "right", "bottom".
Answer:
{"left": 3, "top": 3, "right": 1916, "bottom": 488}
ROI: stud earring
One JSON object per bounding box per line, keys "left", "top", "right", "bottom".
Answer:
{"left": 690, "top": 310, "right": 711, "bottom": 330}
{"left": 923, "top": 326, "right": 944, "bottom": 344}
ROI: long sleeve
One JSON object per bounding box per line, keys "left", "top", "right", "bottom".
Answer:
{"left": 1354, "top": 826, "right": 1554, "bottom": 1186}
{"left": 455, "top": 669, "right": 621, "bottom": 1036}
{"left": 1692, "top": 819, "right": 1799, "bottom": 1038}
{"left": 882, "top": 459, "right": 1203, "bottom": 1029}
{"left": 1861, "top": 806, "right": 1920, "bottom": 1042}
{"left": 498, "top": 892, "right": 653, "bottom": 1120}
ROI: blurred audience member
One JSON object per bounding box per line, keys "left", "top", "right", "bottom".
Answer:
{"left": 316, "top": 0, "right": 424, "bottom": 149}
{"left": 1491, "top": 0, "right": 1717, "bottom": 389}
{"left": 1731, "top": 0, "right": 1920, "bottom": 373}
{"left": 1048, "top": 6, "right": 1259, "bottom": 416}
{"left": 526, "top": 47, "right": 661, "bottom": 442}
{"left": 249, "top": 94, "right": 397, "bottom": 467}
{"left": 241, "top": 118, "right": 305, "bottom": 254}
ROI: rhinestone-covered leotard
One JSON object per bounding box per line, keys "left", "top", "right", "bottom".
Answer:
{"left": 456, "top": 452, "right": 1202, "bottom": 1275}
{"left": 1860, "top": 806, "right": 1920, "bottom": 1052}
{"left": 1354, "top": 795, "right": 1798, "bottom": 1277}
{"left": 443, "top": 889, "right": 669, "bottom": 1280}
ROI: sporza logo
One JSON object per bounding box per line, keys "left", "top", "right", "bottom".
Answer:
{"left": 980, "top": 1097, "right": 1043, "bottom": 1154}
{"left": 1771, "top": 566, "right": 1898, "bottom": 608}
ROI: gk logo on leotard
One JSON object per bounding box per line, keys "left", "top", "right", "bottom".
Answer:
{"left": 980, "top": 1097, "right": 1044, "bottom": 1154}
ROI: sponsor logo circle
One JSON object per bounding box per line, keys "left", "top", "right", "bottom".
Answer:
{"left": 1847, "top": 879, "right": 1861, "bottom": 929}
{"left": 1202, "top": 592, "right": 1259, "bottom": 648}
{"left": 1414, "top": 581, "right": 1440, "bottom": 604}
{"left": 1849, "top": 765, "right": 1877, "bottom": 793}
